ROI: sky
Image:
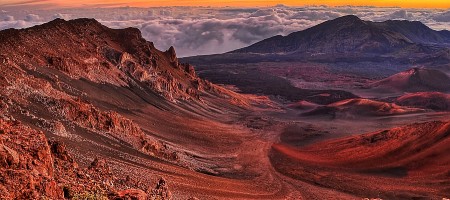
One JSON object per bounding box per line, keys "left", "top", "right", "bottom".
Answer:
{"left": 0, "top": 2, "right": 450, "bottom": 57}
{"left": 1, "top": 0, "right": 449, "bottom": 8}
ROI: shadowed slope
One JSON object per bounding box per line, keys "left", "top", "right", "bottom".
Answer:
{"left": 395, "top": 92, "right": 450, "bottom": 111}
{"left": 370, "top": 67, "right": 450, "bottom": 93}
{"left": 302, "top": 98, "right": 423, "bottom": 118}
{"left": 271, "top": 120, "right": 450, "bottom": 199}
{"left": 232, "top": 15, "right": 450, "bottom": 55}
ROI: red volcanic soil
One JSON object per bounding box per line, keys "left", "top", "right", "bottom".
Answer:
{"left": 395, "top": 92, "right": 450, "bottom": 111}
{"left": 288, "top": 100, "right": 319, "bottom": 110}
{"left": 302, "top": 98, "right": 423, "bottom": 118}
{"left": 0, "top": 18, "right": 271, "bottom": 199}
{"left": 370, "top": 67, "right": 450, "bottom": 93}
{"left": 1, "top": 17, "right": 449, "bottom": 200}
{"left": 271, "top": 120, "right": 450, "bottom": 199}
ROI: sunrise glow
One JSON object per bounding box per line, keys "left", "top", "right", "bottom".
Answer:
{"left": 1, "top": 0, "right": 449, "bottom": 8}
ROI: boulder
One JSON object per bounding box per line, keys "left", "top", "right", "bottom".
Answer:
{"left": 150, "top": 178, "right": 172, "bottom": 200}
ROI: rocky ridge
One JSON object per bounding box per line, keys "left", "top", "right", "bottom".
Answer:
{"left": 0, "top": 18, "right": 221, "bottom": 102}
{"left": 0, "top": 18, "right": 251, "bottom": 199}
{"left": 232, "top": 15, "right": 450, "bottom": 55}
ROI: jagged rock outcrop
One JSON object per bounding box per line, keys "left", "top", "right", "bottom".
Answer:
{"left": 0, "top": 117, "right": 175, "bottom": 199}
{"left": 0, "top": 62, "right": 179, "bottom": 163}
{"left": 0, "top": 118, "right": 60, "bottom": 199}
{"left": 166, "top": 46, "right": 179, "bottom": 66}
{"left": 181, "top": 63, "right": 196, "bottom": 77}
{"left": 0, "top": 18, "right": 226, "bottom": 102}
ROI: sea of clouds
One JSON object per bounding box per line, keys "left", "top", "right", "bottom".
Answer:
{"left": 1, "top": 5, "right": 449, "bottom": 57}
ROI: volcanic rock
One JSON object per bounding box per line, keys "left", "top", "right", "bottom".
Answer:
{"left": 0, "top": 118, "right": 61, "bottom": 199}
{"left": 0, "top": 14, "right": 273, "bottom": 200}
{"left": 0, "top": 18, "right": 223, "bottom": 102}
{"left": 149, "top": 178, "right": 172, "bottom": 200}
{"left": 166, "top": 46, "right": 179, "bottom": 66}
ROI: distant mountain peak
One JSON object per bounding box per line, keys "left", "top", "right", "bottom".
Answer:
{"left": 230, "top": 15, "right": 450, "bottom": 57}
{"left": 332, "top": 15, "right": 362, "bottom": 22}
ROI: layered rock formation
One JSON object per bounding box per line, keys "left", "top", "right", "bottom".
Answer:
{"left": 0, "top": 18, "right": 222, "bottom": 102}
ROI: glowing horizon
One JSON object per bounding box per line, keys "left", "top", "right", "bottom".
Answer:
{"left": 1, "top": 0, "right": 449, "bottom": 9}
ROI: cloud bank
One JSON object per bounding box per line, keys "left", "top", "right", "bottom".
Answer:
{"left": 1, "top": 6, "right": 449, "bottom": 57}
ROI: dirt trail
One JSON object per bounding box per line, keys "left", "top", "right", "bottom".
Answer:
{"left": 65, "top": 106, "right": 367, "bottom": 199}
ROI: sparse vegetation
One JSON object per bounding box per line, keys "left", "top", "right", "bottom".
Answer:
{"left": 72, "top": 191, "right": 108, "bottom": 200}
